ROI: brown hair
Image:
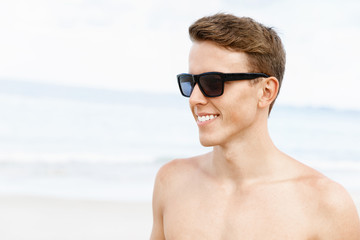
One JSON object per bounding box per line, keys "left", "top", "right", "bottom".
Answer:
{"left": 189, "top": 13, "right": 286, "bottom": 114}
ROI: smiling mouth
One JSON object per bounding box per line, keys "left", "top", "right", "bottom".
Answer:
{"left": 197, "top": 114, "right": 218, "bottom": 122}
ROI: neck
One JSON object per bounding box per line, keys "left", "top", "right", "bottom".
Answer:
{"left": 210, "top": 117, "right": 283, "bottom": 184}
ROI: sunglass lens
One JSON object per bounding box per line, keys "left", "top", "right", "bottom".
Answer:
{"left": 199, "top": 74, "right": 222, "bottom": 97}
{"left": 179, "top": 75, "right": 194, "bottom": 97}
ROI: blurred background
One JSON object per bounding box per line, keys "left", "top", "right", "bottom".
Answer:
{"left": 0, "top": 0, "right": 359, "bottom": 239}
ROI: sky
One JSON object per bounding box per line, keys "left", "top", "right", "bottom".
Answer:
{"left": 0, "top": 0, "right": 359, "bottom": 110}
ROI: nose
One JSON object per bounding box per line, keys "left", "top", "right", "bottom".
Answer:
{"left": 189, "top": 84, "right": 207, "bottom": 106}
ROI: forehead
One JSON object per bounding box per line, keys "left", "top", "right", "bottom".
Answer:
{"left": 188, "top": 41, "right": 250, "bottom": 74}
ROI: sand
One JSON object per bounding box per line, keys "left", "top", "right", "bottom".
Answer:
{"left": 0, "top": 195, "right": 152, "bottom": 240}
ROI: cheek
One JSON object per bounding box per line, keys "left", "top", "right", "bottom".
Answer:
{"left": 228, "top": 104, "right": 256, "bottom": 125}
{"left": 225, "top": 92, "right": 258, "bottom": 123}
{"left": 218, "top": 83, "right": 260, "bottom": 126}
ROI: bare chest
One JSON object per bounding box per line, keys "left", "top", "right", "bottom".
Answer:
{"left": 163, "top": 187, "right": 318, "bottom": 240}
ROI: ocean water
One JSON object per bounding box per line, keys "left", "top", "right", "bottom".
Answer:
{"left": 0, "top": 79, "right": 359, "bottom": 201}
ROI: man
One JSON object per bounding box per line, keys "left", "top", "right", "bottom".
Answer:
{"left": 150, "top": 13, "right": 360, "bottom": 239}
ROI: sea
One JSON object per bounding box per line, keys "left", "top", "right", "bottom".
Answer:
{"left": 0, "top": 79, "right": 359, "bottom": 202}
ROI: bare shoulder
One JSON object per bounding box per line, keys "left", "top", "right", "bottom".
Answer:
{"left": 294, "top": 164, "right": 360, "bottom": 239}
{"left": 316, "top": 176, "right": 360, "bottom": 238}
{"left": 153, "top": 152, "right": 211, "bottom": 197}
{"left": 150, "top": 155, "right": 208, "bottom": 240}
{"left": 154, "top": 153, "right": 209, "bottom": 189}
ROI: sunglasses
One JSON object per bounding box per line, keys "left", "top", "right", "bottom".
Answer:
{"left": 177, "top": 72, "right": 269, "bottom": 98}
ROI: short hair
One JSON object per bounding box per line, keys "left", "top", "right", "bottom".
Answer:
{"left": 189, "top": 13, "right": 286, "bottom": 114}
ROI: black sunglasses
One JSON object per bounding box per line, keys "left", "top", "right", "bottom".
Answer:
{"left": 177, "top": 72, "right": 269, "bottom": 98}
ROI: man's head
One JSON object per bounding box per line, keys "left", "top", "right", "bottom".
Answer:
{"left": 188, "top": 13, "right": 286, "bottom": 114}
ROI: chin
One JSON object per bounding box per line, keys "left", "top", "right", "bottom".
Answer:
{"left": 199, "top": 134, "right": 222, "bottom": 147}
{"left": 199, "top": 140, "right": 214, "bottom": 147}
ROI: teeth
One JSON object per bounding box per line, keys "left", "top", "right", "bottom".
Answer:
{"left": 198, "top": 115, "right": 218, "bottom": 122}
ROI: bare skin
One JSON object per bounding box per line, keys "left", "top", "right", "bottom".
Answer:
{"left": 150, "top": 41, "right": 360, "bottom": 239}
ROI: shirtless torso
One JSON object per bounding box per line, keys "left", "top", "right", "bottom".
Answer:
{"left": 151, "top": 152, "right": 360, "bottom": 240}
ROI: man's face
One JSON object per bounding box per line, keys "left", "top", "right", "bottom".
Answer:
{"left": 188, "top": 41, "right": 262, "bottom": 147}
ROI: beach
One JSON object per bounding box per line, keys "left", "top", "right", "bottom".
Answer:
{"left": 0, "top": 195, "right": 152, "bottom": 240}
{"left": 0, "top": 193, "right": 359, "bottom": 240}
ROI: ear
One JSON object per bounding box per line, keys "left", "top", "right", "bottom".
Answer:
{"left": 258, "top": 77, "right": 279, "bottom": 109}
